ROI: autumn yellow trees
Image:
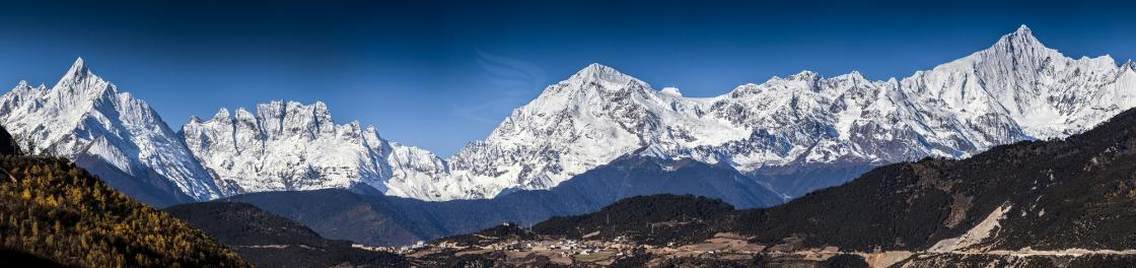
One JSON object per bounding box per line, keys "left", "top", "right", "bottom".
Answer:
{"left": 0, "top": 156, "right": 249, "bottom": 268}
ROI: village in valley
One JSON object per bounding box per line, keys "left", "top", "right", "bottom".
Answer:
{"left": 355, "top": 223, "right": 908, "bottom": 267}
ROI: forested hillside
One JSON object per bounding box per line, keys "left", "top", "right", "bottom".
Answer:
{"left": 534, "top": 194, "right": 736, "bottom": 245}
{"left": 166, "top": 202, "right": 409, "bottom": 267}
{"left": 0, "top": 155, "right": 249, "bottom": 267}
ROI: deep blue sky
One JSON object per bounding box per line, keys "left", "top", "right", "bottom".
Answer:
{"left": 2, "top": 0, "right": 1134, "bottom": 156}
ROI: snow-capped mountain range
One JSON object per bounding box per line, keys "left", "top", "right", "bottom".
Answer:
{"left": 3, "top": 25, "right": 1134, "bottom": 203}
{"left": 422, "top": 25, "right": 1136, "bottom": 200}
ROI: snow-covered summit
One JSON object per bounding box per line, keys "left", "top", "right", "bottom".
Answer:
{"left": 181, "top": 100, "right": 450, "bottom": 197}
{"left": 570, "top": 63, "right": 643, "bottom": 89}
{"left": 0, "top": 58, "right": 225, "bottom": 202}
{"left": 907, "top": 24, "right": 1132, "bottom": 140}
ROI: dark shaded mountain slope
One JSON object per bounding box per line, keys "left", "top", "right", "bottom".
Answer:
{"left": 750, "top": 163, "right": 875, "bottom": 198}
{"left": 0, "top": 125, "right": 19, "bottom": 156}
{"left": 166, "top": 202, "right": 408, "bottom": 268}
{"left": 734, "top": 107, "right": 1136, "bottom": 252}
{"left": 227, "top": 155, "right": 785, "bottom": 246}
{"left": 72, "top": 153, "right": 196, "bottom": 208}
{"left": 534, "top": 194, "right": 736, "bottom": 245}
{"left": 0, "top": 249, "right": 69, "bottom": 267}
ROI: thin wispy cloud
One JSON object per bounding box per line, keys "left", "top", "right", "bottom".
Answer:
{"left": 452, "top": 50, "right": 548, "bottom": 124}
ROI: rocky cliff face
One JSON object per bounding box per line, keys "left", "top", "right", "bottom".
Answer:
{"left": 180, "top": 100, "right": 450, "bottom": 197}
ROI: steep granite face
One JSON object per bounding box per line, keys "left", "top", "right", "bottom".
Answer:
{"left": 180, "top": 100, "right": 450, "bottom": 197}
{"left": 0, "top": 58, "right": 224, "bottom": 203}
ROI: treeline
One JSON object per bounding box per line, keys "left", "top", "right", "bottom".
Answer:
{"left": 0, "top": 156, "right": 249, "bottom": 268}
{"left": 166, "top": 201, "right": 410, "bottom": 268}
{"left": 533, "top": 194, "right": 735, "bottom": 244}
{"left": 434, "top": 222, "right": 536, "bottom": 247}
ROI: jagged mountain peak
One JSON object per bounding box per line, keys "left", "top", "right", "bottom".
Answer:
{"left": 834, "top": 70, "right": 865, "bottom": 80}
{"left": 55, "top": 58, "right": 112, "bottom": 96}
{"left": 1123, "top": 59, "right": 1136, "bottom": 70}
{"left": 508, "top": 63, "right": 660, "bottom": 120}
{"left": 0, "top": 58, "right": 224, "bottom": 204}
{"left": 923, "top": 26, "right": 1058, "bottom": 76}
{"left": 993, "top": 24, "right": 1041, "bottom": 47}
{"left": 255, "top": 99, "right": 327, "bottom": 111}
{"left": 182, "top": 99, "right": 450, "bottom": 197}
{"left": 977, "top": 24, "right": 1057, "bottom": 61}
{"left": 762, "top": 70, "right": 820, "bottom": 83}
{"left": 757, "top": 70, "right": 831, "bottom": 93}
{"left": 788, "top": 70, "right": 821, "bottom": 80}
{"left": 8, "top": 81, "right": 45, "bottom": 96}
{"left": 187, "top": 115, "right": 204, "bottom": 124}
{"left": 1003, "top": 26, "right": 1041, "bottom": 45}
{"left": 567, "top": 63, "right": 644, "bottom": 89}
{"left": 212, "top": 108, "right": 231, "bottom": 120}
{"left": 62, "top": 57, "right": 89, "bottom": 80}
{"left": 233, "top": 107, "right": 256, "bottom": 121}
{"left": 1012, "top": 24, "right": 1033, "bottom": 36}
{"left": 572, "top": 62, "right": 622, "bottom": 78}
{"left": 742, "top": 70, "right": 829, "bottom": 95}
{"left": 1017, "top": 24, "right": 1036, "bottom": 34}
{"left": 257, "top": 99, "right": 331, "bottom": 116}
{"left": 193, "top": 100, "right": 346, "bottom": 128}
{"left": 53, "top": 58, "right": 116, "bottom": 100}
